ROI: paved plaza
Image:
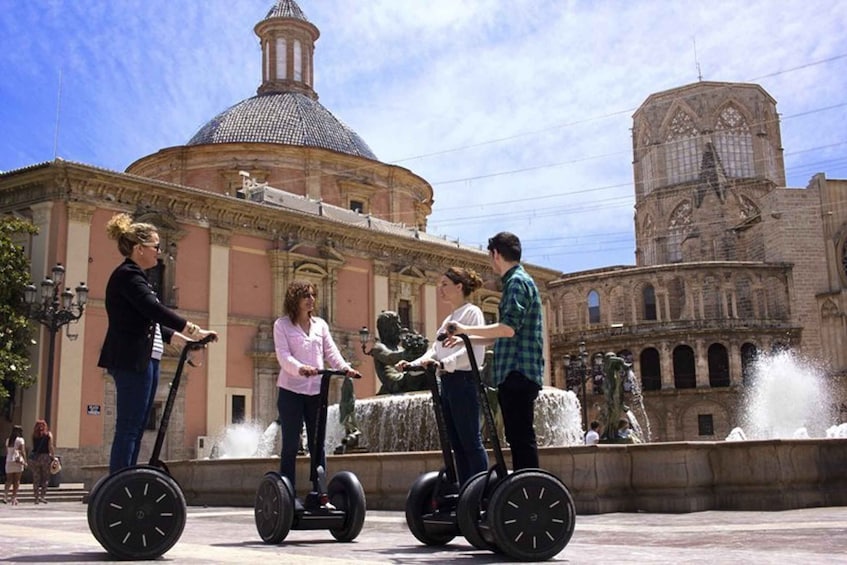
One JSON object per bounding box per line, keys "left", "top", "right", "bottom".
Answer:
{"left": 0, "top": 499, "right": 845, "bottom": 564}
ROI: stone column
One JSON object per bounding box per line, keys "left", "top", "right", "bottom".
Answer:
{"left": 207, "top": 227, "right": 230, "bottom": 435}
{"left": 659, "top": 341, "right": 674, "bottom": 389}
{"left": 55, "top": 202, "right": 95, "bottom": 448}
{"left": 695, "top": 339, "right": 709, "bottom": 388}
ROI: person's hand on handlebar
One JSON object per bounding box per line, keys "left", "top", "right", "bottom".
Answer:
{"left": 299, "top": 365, "right": 319, "bottom": 377}
{"left": 345, "top": 368, "right": 362, "bottom": 379}
{"left": 441, "top": 321, "right": 467, "bottom": 348}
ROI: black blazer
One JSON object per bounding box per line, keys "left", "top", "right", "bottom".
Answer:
{"left": 98, "top": 259, "right": 187, "bottom": 373}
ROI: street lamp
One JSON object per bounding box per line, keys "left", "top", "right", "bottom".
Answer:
{"left": 24, "top": 263, "right": 88, "bottom": 426}
{"left": 358, "top": 326, "right": 372, "bottom": 354}
{"left": 563, "top": 340, "right": 590, "bottom": 427}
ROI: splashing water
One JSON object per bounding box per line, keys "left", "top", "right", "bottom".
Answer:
{"left": 733, "top": 350, "right": 837, "bottom": 439}
{"left": 206, "top": 421, "right": 280, "bottom": 459}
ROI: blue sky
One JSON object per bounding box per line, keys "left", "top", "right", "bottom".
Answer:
{"left": 2, "top": 0, "right": 846, "bottom": 273}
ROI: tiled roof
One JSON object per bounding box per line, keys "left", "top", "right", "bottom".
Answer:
{"left": 186, "top": 92, "right": 377, "bottom": 160}
{"left": 264, "top": 0, "right": 309, "bottom": 23}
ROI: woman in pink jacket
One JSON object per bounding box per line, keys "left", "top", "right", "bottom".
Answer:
{"left": 274, "top": 281, "right": 360, "bottom": 506}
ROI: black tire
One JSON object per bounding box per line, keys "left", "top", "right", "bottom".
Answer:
{"left": 91, "top": 467, "right": 187, "bottom": 560}
{"left": 457, "top": 472, "right": 497, "bottom": 551}
{"left": 327, "top": 471, "right": 367, "bottom": 542}
{"left": 254, "top": 472, "right": 294, "bottom": 544}
{"left": 86, "top": 472, "right": 112, "bottom": 546}
{"left": 487, "top": 470, "right": 576, "bottom": 562}
{"left": 404, "top": 471, "right": 456, "bottom": 546}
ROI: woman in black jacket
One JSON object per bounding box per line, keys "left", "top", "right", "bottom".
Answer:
{"left": 98, "top": 213, "right": 216, "bottom": 473}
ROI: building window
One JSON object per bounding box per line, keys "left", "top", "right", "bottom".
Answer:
{"left": 640, "top": 348, "right": 661, "bottom": 391}
{"left": 643, "top": 285, "right": 657, "bottom": 320}
{"left": 673, "top": 344, "right": 696, "bottom": 389}
{"left": 698, "top": 414, "right": 714, "bottom": 436}
{"left": 708, "top": 343, "right": 730, "bottom": 387}
{"left": 350, "top": 200, "right": 364, "bottom": 214}
{"left": 293, "top": 39, "right": 302, "bottom": 81}
{"left": 398, "top": 299, "right": 412, "bottom": 331}
{"left": 714, "top": 105, "right": 754, "bottom": 178}
{"left": 276, "top": 37, "right": 287, "bottom": 79}
{"left": 231, "top": 395, "right": 246, "bottom": 424}
{"left": 664, "top": 110, "right": 700, "bottom": 184}
{"left": 588, "top": 290, "right": 600, "bottom": 324}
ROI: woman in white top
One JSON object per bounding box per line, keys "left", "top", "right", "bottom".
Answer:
{"left": 397, "top": 267, "right": 489, "bottom": 485}
{"left": 4, "top": 425, "right": 26, "bottom": 505}
{"left": 274, "top": 281, "right": 360, "bottom": 503}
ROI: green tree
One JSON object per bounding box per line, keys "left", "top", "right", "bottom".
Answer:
{"left": 0, "top": 216, "right": 38, "bottom": 419}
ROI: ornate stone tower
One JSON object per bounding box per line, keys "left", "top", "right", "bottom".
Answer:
{"left": 632, "top": 82, "right": 787, "bottom": 266}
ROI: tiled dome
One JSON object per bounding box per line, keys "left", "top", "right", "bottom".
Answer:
{"left": 187, "top": 92, "right": 377, "bottom": 160}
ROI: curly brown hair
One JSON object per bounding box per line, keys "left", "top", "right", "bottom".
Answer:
{"left": 283, "top": 280, "right": 317, "bottom": 320}
{"left": 444, "top": 266, "right": 483, "bottom": 297}
{"left": 105, "top": 213, "right": 158, "bottom": 257}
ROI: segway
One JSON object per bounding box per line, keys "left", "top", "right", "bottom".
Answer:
{"left": 448, "top": 330, "right": 576, "bottom": 561}
{"left": 254, "top": 369, "right": 366, "bottom": 544}
{"left": 404, "top": 364, "right": 462, "bottom": 545}
{"left": 87, "top": 334, "right": 217, "bottom": 560}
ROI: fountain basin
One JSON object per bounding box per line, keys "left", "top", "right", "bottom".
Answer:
{"left": 82, "top": 438, "right": 847, "bottom": 513}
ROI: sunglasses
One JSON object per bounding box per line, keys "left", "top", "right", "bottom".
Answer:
{"left": 142, "top": 243, "right": 161, "bottom": 252}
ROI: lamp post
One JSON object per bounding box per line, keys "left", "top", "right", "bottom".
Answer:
{"left": 564, "top": 340, "right": 590, "bottom": 427}
{"left": 24, "top": 263, "right": 88, "bottom": 426}
{"left": 358, "top": 326, "right": 372, "bottom": 355}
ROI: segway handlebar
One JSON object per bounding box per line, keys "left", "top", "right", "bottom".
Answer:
{"left": 313, "top": 368, "right": 361, "bottom": 378}
{"left": 185, "top": 333, "right": 218, "bottom": 350}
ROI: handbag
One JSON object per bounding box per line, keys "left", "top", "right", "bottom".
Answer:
{"left": 49, "top": 457, "right": 62, "bottom": 475}
{"left": 12, "top": 450, "right": 24, "bottom": 464}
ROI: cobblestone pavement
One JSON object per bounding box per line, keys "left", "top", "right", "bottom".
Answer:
{"left": 0, "top": 501, "right": 846, "bottom": 564}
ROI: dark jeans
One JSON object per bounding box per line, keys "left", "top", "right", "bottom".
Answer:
{"left": 277, "top": 387, "right": 322, "bottom": 494}
{"left": 109, "top": 360, "right": 159, "bottom": 473}
{"left": 441, "top": 370, "right": 489, "bottom": 485}
{"left": 498, "top": 371, "right": 541, "bottom": 470}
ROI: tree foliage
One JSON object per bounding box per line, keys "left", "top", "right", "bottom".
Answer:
{"left": 0, "top": 216, "right": 38, "bottom": 417}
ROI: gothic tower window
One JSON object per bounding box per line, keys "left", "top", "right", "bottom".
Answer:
{"left": 293, "top": 39, "right": 302, "bottom": 81}
{"left": 664, "top": 110, "right": 700, "bottom": 184}
{"left": 714, "top": 104, "right": 754, "bottom": 177}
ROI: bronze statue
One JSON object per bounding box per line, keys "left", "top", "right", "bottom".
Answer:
{"left": 335, "top": 375, "right": 364, "bottom": 454}
{"left": 600, "top": 352, "right": 641, "bottom": 443}
{"left": 367, "top": 311, "right": 429, "bottom": 394}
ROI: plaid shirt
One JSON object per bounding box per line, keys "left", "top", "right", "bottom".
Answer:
{"left": 492, "top": 264, "right": 544, "bottom": 387}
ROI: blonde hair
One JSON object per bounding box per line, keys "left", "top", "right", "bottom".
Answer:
{"left": 105, "top": 213, "right": 158, "bottom": 257}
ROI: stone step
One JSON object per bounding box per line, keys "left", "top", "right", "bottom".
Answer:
{"left": 2, "top": 483, "right": 87, "bottom": 505}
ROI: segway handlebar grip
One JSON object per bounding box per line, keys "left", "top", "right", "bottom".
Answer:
{"left": 185, "top": 333, "right": 217, "bottom": 351}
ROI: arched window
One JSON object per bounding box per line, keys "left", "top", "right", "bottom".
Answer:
{"left": 293, "top": 39, "right": 302, "bottom": 81}
{"left": 588, "top": 290, "right": 600, "bottom": 324}
{"left": 740, "top": 342, "right": 758, "bottom": 386}
{"left": 668, "top": 201, "right": 692, "bottom": 263}
{"left": 640, "top": 348, "right": 661, "bottom": 391}
{"left": 673, "top": 344, "right": 696, "bottom": 389}
{"left": 707, "top": 343, "right": 730, "bottom": 387}
{"left": 275, "top": 37, "right": 287, "bottom": 80}
{"left": 643, "top": 284, "right": 657, "bottom": 320}
{"left": 714, "top": 104, "right": 754, "bottom": 177}
{"left": 664, "top": 110, "right": 700, "bottom": 184}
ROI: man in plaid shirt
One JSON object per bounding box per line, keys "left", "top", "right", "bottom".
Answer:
{"left": 445, "top": 232, "right": 543, "bottom": 470}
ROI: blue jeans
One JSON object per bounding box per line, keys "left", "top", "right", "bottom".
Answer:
{"left": 498, "top": 371, "right": 540, "bottom": 470}
{"left": 109, "top": 360, "right": 159, "bottom": 473}
{"left": 277, "top": 387, "right": 322, "bottom": 494}
{"left": 441, "top": 370, "right": 489, "bottom": 485}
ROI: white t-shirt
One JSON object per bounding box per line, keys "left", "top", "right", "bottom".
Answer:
{"left": 584, "top": 429, "right": 600, "bottom": 445}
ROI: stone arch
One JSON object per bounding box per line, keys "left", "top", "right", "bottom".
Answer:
{"left": 707, "top": 342, "right": 730, "bottom": 387}
{"left": 640, "top": 347, "right": 661, "bottom": 391}
{"left": 609, "top": 283, "right": 626, "bottom": 324}
{"left": 673, "top": 344, "right": 696, "bottom": 389}
{"left": 734, "top": 274, "right": 755, "bottom": 318}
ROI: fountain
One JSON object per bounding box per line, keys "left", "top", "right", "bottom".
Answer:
{"left": 205, "top": 387, "right": 584, "bottom": 458}
{"left": 728, "top": 350, "right": 843, "bottom": 440}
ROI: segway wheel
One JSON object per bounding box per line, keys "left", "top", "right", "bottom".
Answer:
{"left": 86, "top": 472, "right": 112, "bottom": 546}
{"left": 327, "top": 471, "right": 367, "bottom": 541}
{"left": 487, "top": 470, "right": 576, "bottom": 562}
{"left": 405, "top": 471, "right": 456, "bottom": 546}
{"left": 457, "top": 472, "right": 497, "bottom": 551}
{"left": 91, "top": 466, "right": 187, "bottom": 560}
{"left": 254, "top": 472, "right": 294, "bottom": 544}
